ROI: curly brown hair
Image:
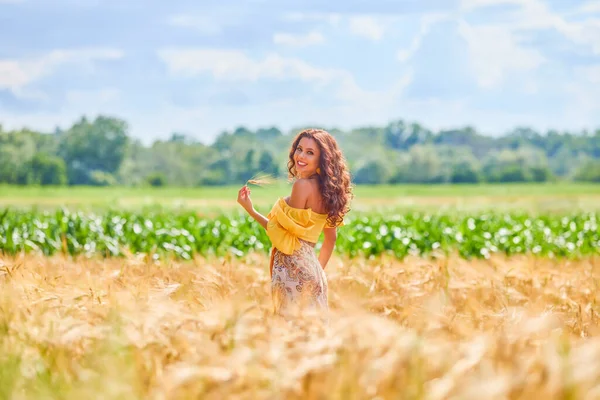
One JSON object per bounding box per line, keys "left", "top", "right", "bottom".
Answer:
{"left": 287, "top": 128, "right": 353, "bottom": 227}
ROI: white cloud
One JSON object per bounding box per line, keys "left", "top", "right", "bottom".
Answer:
{"left": 577, "top": 65, "right": 600, "bottom": 84}
{"left": 562, "top": 72, "right": 600, "bottom": 124}
{"left": 454, "top": 0, "right": 600, "bottom": 129}
{"left": 167, "top": 14, "right": 222, "bottom": 35}
{"left": 0, "top": 48, "right": 123, "bottom": 95}
{"left": 348, "top": 16, "right": 385, "bottom": 41}
{"left": 397, "top": 13, "right": 449, "bottom": 62}
{"left": 66, "top": 88, "right": 120, "bottom": 105}
{"left": 460, "top": 0, "right": 521, "bottom": 11}
{"left": 273, "top": 31, "right": 324, "bottom": 47}
{"left": 283, "top": 12, "right": 341, "bottom": 26}
{"left": 456, "top": 0, "right": 600, "bottom": 88}
{"left": 157, "top": 47, "right": 413, "bottom": 120}
{"left": 0, "top": 85, "right": 124, "bottom": 136}
{"left": 510, "top": 0, "right": 600, "bottom": 54}
{"left": 462, "top": 0, "right": 600, "bottom": 55}
{"left": 563, "top": 18, "right": 600, "bottom": 55}
{"left": 335, "top": 69, "right": 413, "bottom": 108}
{"left": 157, "top": 48, "right": 340, "bottom": 84}
{"left": 458, "top": 21, "right": 545, "bottom": 88}
{"left": 577, "top": 1, "right": 600, "bottom": 15}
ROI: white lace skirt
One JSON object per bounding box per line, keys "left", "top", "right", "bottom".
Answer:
{"left": 270, "top": 239, "right": 329, "bottom": 317}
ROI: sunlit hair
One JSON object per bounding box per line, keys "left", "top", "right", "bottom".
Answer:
{"left": 287, "top": 128, "right": 353, "bottom": 227}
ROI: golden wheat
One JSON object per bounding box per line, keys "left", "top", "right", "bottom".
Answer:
{"left": 247, "top": 173, "right": 277, "bottom": 187}
{"left": 1, "top": 252, "right": 600, "bottom": 399}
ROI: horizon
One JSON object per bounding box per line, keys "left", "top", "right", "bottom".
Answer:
{"left": 3, "top": 112, "right": 599, "bottom": 147}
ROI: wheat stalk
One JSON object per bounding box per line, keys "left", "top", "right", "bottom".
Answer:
{"left": 3, "top": 252, "right": 600, "bottom": 398}
{"left": 247, "top": 172, "right": 276, "bottom": 186}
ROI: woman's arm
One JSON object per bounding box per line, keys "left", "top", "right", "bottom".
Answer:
{"left": 247, "top": 207, "right": 268, "bottom": 230}
{"left": 318, "top": 227, "right": 337, "bottom": 269}
{"left": 237, "top": 185, "right": 268, "bottom": 230}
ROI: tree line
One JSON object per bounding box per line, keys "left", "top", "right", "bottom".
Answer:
{"left": 1, "top": 115, "right": 599, "bottom": 186}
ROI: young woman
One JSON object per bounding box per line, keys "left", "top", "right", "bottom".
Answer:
{"left": 237, "top": 128, "right": 353, "bottom": 317}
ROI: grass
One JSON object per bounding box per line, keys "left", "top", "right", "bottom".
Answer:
{"left": 0, "top": 182, "right": 599, "bottom": 212}
{"left": 1, "top": 252, "right": 600, "bottom": 399}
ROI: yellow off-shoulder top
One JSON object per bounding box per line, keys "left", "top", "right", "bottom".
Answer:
{"left": 265, "top": 197, "right": 342, "bottom": 255}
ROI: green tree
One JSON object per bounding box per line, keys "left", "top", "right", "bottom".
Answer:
{"left": 256, "top": 127, "right": 282, "bottom": 140}
{"left": 384, "top": 120, "right": 432, "bottom": 150}
{"left": 59, "top": 116, "right": 129, "bottom": 185}
{"left": 89, "top": 170, "right": 117, "bottom": 186}
{"left": 27, "top": 153, "right": 67, "bottom": 185}
{"left": 146, "top": 172, "right": 167, "bottom": 187}
{"left": 0, "top": 129, "right": 44, "bottom": 184}
{"left": 2, "top": 115, "right": 600, "bottom": 187}
{"left": 483, "top": 147, "right": 553, "bottom": 183}
{"left": 450, "top": 161, "right": 481, "bottom": 183}
{"left": 354, "top": 160, "right": 390, "bottom": 184}
{"left": 384, "top": 120, "right": 407, "bottom": 150}
{"left": 0, "top": 145, "right": 21, "bottom": 184}
{"left": 258, "top": 151, "right": 279, "bottom": 176}
{"left": 391, "top": 145, "right": 448, "bottom": 183}
{"left": 237, "top": 149, "right": 257, "bottom": 182}
{"left": 530, "top": 166, "right": 552, "bottom": 182}
{"left": 574, "top": 160, "right": 600, "bottom": 182}
{"left": 199, "top": 158, "right": 232, "bottom": 186}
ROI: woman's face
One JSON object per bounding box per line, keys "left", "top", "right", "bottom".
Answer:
{"left": 293, "top": 137, "right": 321, "bottom": 178}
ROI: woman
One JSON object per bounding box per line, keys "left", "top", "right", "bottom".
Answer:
{"left": 237, "top": 128, "right": 353, "bottom": 317}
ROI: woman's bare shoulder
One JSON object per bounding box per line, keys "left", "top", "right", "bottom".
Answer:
{"left": 286, "top": 178, "right": 313, "bottom": 209}
{"left": 292, "top": 178, "right": 315, "bottom": 191}
{"left": 285, "top": 178, "right": 323, "bottom": 211}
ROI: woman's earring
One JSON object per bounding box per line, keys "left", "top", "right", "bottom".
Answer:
{"left": 316, "top": 167, "right": 321, "bottom": 175}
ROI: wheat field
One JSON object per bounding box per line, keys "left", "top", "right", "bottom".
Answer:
{"left": 1, "top": 252, "right": 600, "bottom": 399}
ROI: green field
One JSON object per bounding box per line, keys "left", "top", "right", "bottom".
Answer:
{"left": 1, "top": 182, "right": 599, "bottom": 212}
{"left": 1, "top": 206, "right": 597, "bottom": 260}
{"left": 2, "top": 186, "right": 600, "bottom": 399}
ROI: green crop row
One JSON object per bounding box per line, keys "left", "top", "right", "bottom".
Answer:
{"left": 0, "top": 208, "right": 598, "bottom": 260}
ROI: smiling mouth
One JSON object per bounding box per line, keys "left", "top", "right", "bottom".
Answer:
{"left": 297, "top": 161, "right": 307, "bottom": 167}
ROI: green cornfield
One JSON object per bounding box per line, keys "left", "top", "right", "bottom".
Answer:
{"left": 0, "top": 208, "right": 597, "bottom": 260}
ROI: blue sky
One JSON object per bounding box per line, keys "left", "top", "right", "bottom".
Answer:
{"left": 0, "top": 0, "right": 599, "bottom": 144}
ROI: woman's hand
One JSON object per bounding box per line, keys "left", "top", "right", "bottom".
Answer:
{"left": 238, "top": 185, "right": 269, "bottom": 229}
{"left": 237, "top": 185, "right": 254, "bottom": 213}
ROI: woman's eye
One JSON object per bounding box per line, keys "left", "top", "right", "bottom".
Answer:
{"left": 307, "top": 151, "right": 313, "bottom": 155}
